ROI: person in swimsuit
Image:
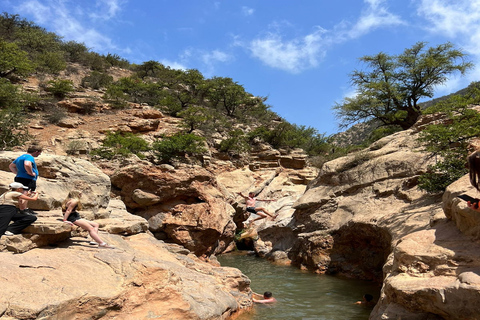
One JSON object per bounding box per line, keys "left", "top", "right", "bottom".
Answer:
{"left": 252, "top": 291, "right": 277, "bottom": 304}
{"left": 62, "top": 190, "right": 113, "bottom": 248}
{"left": 237, "top": 191, "right": 277, "bottom": 224}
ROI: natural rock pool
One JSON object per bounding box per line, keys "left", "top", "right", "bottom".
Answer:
{"left": 218, "top": 252, "right": 381, "bottom": 320}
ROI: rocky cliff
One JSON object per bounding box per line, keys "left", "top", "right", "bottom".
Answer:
{"left": 0, "top": 152, "right": 256, "bottom": 319}
{"left": 249, "top": 116, "right": 480, "bottom": 319}
{"left": 4, "top": 69, "right": 480, "bottom": 319}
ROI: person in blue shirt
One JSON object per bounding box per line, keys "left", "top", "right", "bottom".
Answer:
{"left": 9, "top": 145, "right": 42, "bottom": 215}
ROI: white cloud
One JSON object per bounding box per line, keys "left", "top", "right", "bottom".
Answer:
{"left": 416, "top": 0, "right": 480, "bottom": 92}
{"left": 14, "top": 0, "right": 118, "bottom": 52}
{"left": 202, "top": 50, "right": 231, "bottom": 64}
{"left": 243, "top": 0, "right": 404, "bottom": 73}
{"left": 160, "top": 59, "right": 188, "bottom": 71}
{"left": 242, "top": 6, "right": 254, "bottom": 16}
{"left": 247, "top": 27, "right": 327, "bottom": 74}
{"left": 348, "top": 0, "right": 405, "bottom": 38}
{"left": 90, "top": 0, "right": 125, "bottom": 20}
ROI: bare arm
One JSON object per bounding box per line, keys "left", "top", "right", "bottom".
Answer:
{"left": 63, "top": 199, "right": 78, "bottom": 221}
{"left": 237, "top": 192, "right": 247, "bottom": 199}
{"left": 9, "top": 162, "right": 17, "bottom": 174}
{"left": 23, "top": 160, "right": 35, "bottom": 177}
{"left": 19, "top": 191, "right": 38, "bottom": 202}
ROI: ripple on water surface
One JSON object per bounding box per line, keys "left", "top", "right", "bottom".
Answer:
{"left": 217, "top": 252, "right": 380, "bottom": 320}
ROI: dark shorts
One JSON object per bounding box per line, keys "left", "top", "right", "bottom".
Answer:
{"left": 14, "top": 177, "right": 36, "bottom": 191}
{"left": 246, "top": 207, "right": 257, "bottom": 214}
{"left": 66, "top": 211, "right": 81, "bottom": 223}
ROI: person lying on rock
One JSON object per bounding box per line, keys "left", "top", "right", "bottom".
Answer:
{"left": 0, "top": 182, "right": 38, "bottom": 237}
{"left": 252, "top": 291, "right": 277, "bottom": 304}
{"left": 62, "top": 190, "right": 114, "bottom": 249}
{"left": 467, "top": 150, "right": 480, "bottom": 211}
{"left": 237, "top": 191, "right": 277, "bottom": 225}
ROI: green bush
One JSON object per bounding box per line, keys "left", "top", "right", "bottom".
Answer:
{"left": 36, "top": 51, "right": 66, "bottom": 74}
{"left": 91, "top": 131, "right": 150, "bottom": 159}
{"left": 418, "top": 153, "right": 467, "bottom": 193}
{"left": 152, "top": 132, "right": 206, "bottom": 163}
{"left": 0, "top": 105, "right": 31, "bottom": 150}
{"left": 417, "top": 81, "right": 480, "bottom": 192}
{"left": 43, "top": 104, "right": 67, "bottom": 124}
{"left": 45, "top": 79, "right": 74, "bottom": 99}
{"left": 219, "top": 130, "right": 250, "bottom": 155}
{"left": 81, "top": 71, "right": 113, "bottom": 89}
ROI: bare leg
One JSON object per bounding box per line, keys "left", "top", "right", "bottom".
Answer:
{"left": 256, "top": 207, "right": 276, "bottom": 219}
{"left": 73, "top": 219, "right": 104, "bottom": 244}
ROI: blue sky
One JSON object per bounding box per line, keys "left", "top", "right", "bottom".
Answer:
{"left": 2, "top": 0, "right": 480, "bottom": 135}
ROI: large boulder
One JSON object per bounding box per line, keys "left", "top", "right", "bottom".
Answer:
{"left": 110, "top": 163, "right": 237, "bottom": 257}
{"left": 0, "top": 151, "right": 111, "bottom": 212}
{"left": 372, "top": 176, "right": 480, "bottom": 319}
{"left": 0, "top": 233, "right": 252, "bottom": 319}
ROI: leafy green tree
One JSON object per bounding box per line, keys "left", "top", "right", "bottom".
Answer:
{"left": 0, "top": 106, "right": 30, "bottom": 150}
{"left": 334, "top": 42, "right": 473, "bottom": 130}
{"left": 104, "top": 53, "right": 130, "bottom": 68}
{"left": 205, "top": 77, "right": 252, "bottom": 117}
{"left": 0, "top": 40, "right": 34, "bottom": 78}
{"left": 60, "top": 41, "right": 89, "bottom": 63}
{"left": 178, "top": 106, "right": 213, "bottom": 133}
{"left": 157, "top": 69, "right": 206, "bottom": 114}
{"left": 135, "top": 60, "right": 165, "bottom": 79}
{"left": 418, "top": 82, "right": 480, "bottom": 192}
{"left": 91, "top": 131, "right": 150, "bottom": 159}
{"left": 250, "top": 122, "right": 329, "bottom": 156}
{"left": 36, "top": 51, "right": 66, "bottom": 74}
{"left": 103, "top": 84, "right": 130, "bottom": 109}
{"left": 152, "top": 133, "right": 207, "bottom": 164}
{"left": 0, "top": 78, "right": 36, "bottom": 149}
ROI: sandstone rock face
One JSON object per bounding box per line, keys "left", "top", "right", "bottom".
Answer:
{"left": 110, "top": 162, "right": 237, "bottom": 257}
{"left": 251, "top": 129, "right": 441, "bottom": 280}
{"left": 0, "top": 154, "right": 252, "bottom": 319}
{"left": 247, "top": 124, "right": 480, "bottom": 319}
{"left": 370, "top": 175, "right": 480, "bottom": 319}
{"left": 0, "top": 151, "right": 111, "bottom": 212}
{"left": 0, "top": 233, "right": 252, "bottom": 320}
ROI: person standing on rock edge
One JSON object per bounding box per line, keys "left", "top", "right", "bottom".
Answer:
{"left": 237, "top": 191, "right": 277, "bottom": 225}
{"left": 0, "top": 182, "right": 38, "bottom": 237}
{"left": 8, "top": 145, "right": 43, "bottom": 215}
{"left": 62, "top": 190, "right": 114, "bottom": 249}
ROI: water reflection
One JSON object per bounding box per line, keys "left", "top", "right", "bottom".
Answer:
{"left": 217, "top": 251, "right": 380, "bottom": 320}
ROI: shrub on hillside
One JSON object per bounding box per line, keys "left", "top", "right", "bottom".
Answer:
{"left": 417, "top": 81, "right": 480, "bottom": 192}
{"left": 45, "top": 79, "right": 74, "bottom": 99}
{"left": 152, "top": 132, "right": 207, "bottom": 164}
{"left": 219, "top": 129, "right": 250, "bottom": 155}
{"left": 91, "top": 131, "right": 150, "bottom": 159}
{"left": 81, "top": 71, "right": 113, "bottom": 89}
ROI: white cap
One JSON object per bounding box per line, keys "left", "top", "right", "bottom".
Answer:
{"left": 9, "top": 182, "right": 29, "bottom": 190}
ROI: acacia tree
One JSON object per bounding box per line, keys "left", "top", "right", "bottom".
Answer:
{"left": 334, "top": 42, "right": 473, "bottom": 130}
